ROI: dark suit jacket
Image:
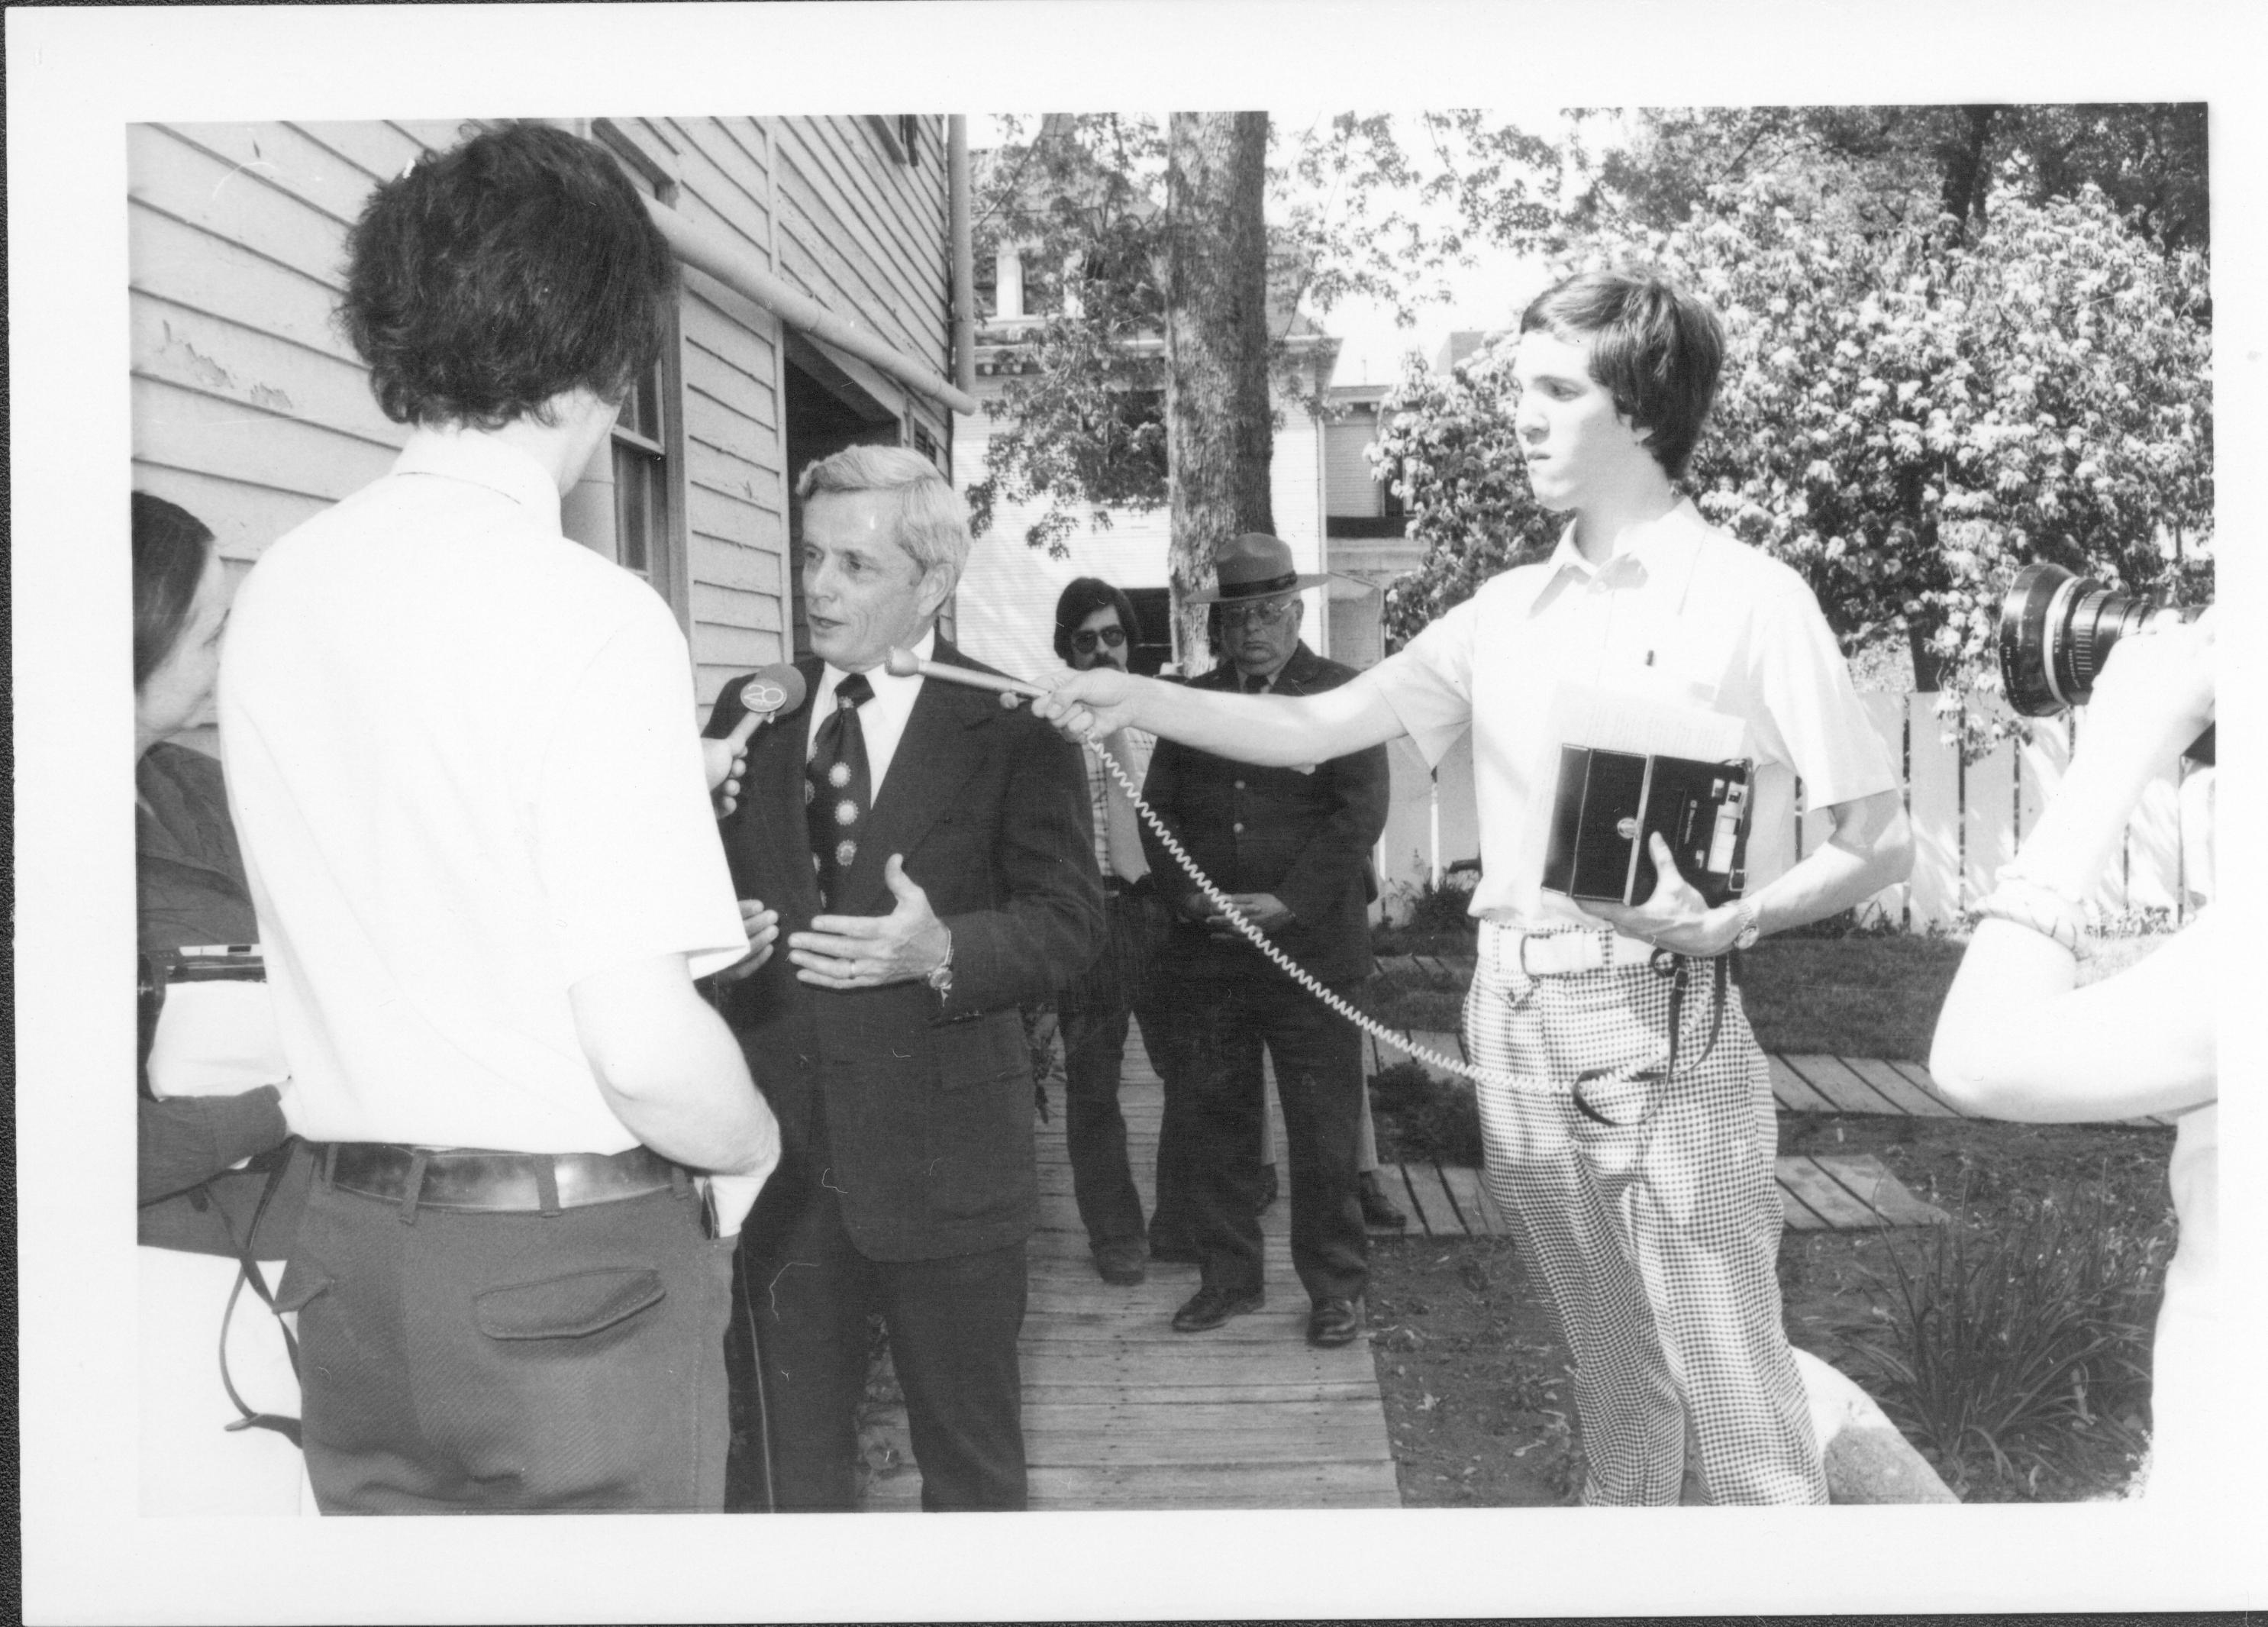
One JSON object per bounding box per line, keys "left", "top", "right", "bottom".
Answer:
{"left": 1139, "top": 643, "right": 1391, "bottom": 988}
{"left": 704, "top": 639, "right": 1103, "bottom": 1262}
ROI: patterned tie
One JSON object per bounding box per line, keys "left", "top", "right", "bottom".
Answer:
{"left": 1099, "top": 730, "right": 1150, "bottom": 885}
{"left": 806, "top": 672, "right": 873, "bottom": 910}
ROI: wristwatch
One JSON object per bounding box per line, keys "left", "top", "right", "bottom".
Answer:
{"left": 1731, "top": 896, "right": 1764, "bottom": 953}
{"left": 925, "top": 930, "right": 955, "bottom": 1002}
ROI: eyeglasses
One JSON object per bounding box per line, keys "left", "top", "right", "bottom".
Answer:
{"left": 1070, "top": 625, "right": 1129, "bottom": 655}
{"left": 1219, "top": 596, "right": 1296, "bottom": 631}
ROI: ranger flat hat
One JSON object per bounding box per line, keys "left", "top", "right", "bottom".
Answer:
{"left": 1186, "top": 531, "right": 1331, "bottom": 605}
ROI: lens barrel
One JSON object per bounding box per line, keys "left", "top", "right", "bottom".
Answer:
{"left": 1995, "top": 560, "right": 2212, "bottom": 765}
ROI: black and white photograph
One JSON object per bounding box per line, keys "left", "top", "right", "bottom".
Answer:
{"left": 13, "top": 2, "right": 2266, "bottom": 1620}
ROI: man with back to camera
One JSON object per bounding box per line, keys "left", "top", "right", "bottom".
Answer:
{"left": 1040, "top": 270, "right": 1913, "bottom": 1503}
{"left": 1137, "top": 533, "right": 1391, "bottom": 1350}
{"left": 218, "top": 122, "right": 778, "bottom": 1513}
{"left": 1047, "top": 577, "right": 1179, "bottom": 1286}
{"left": 704, "top": 447, "right": 1102, "bottom": 1512}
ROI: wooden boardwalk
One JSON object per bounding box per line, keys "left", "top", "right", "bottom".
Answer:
{"left": 860, "top": 1022, "right": 1402, "bottom": 1512}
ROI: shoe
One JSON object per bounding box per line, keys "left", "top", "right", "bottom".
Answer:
{"left": 1307, "top": 1296, "right": 1364, "bottom": 1348}
{"left": 1256, "top": 1163, "right": 1279, "bottom": 1213}
{"left": 1093, "top": 1239, "right": 1147, "bottom": 1286}
{"left": 1358, "top": 1170, "right": 1408, "bottom": 1230}
{"left": 1172, "top": 1284, "right": 1264, "bottom": 1332}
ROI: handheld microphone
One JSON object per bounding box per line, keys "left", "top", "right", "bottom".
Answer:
{"left": 883, "top": 647, "right": 1052, "bottom": 699}
{"left": 721, "top": 663, "right": 808, "bottom": 751}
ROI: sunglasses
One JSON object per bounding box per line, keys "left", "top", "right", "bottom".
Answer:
{"left": 1219, "top": 596, "right": 1296, "bottom": 630}
{"left": 1070, "top": 625, "right": 1130, "bottom": 654}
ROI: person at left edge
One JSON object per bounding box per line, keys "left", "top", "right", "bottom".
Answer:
{"left": 219, "top": 122, "right": 777, "bottom": 1514}
{"left": 705, "top": 447, "right": 1104, "bottom": 1512}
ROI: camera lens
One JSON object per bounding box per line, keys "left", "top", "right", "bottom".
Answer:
{"left": 1996, "top": 560, "right": 2213, "bottom": 765}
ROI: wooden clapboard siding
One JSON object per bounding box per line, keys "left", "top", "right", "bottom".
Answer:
{"left": 128, "top": 120, "right": 411, "bottom": 557}
{"left": 129, "top": 111, "right": 957, "bottom": 742}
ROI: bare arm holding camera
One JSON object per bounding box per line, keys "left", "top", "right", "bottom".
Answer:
{"left": 1929, "top": 611, "right": 2218, "bottom": 1121}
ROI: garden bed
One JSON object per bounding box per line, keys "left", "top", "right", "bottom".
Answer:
{"left": 1365, "top": 1112, "right": 2179, "bottom": 1504}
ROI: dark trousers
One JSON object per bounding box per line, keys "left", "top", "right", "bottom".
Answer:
{"left": 1158, "top": 960, "right": 1369, "bottom": 1305}
{"left": 734, "top": 1179, "right": 1029, "bottom": 1512}
{"left": 1057, "top": 885, "right": 1175, "bottom": 1251}
{"left": 279, "top": 1173, "right": 734, "bottom": 1513}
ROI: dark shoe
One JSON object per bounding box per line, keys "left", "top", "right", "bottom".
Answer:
{"left": 1307, "top": 1296, "right": 1364, "bottom": 1348}
{"left": 1172, "top": 1284, "right": 1264, "bottom": 1333}
{"left": 1256, "top": 1163, "right": 1279, "bottom": 1213}
{"left": 1093, "top": 1239, "right": 1147, "bottom": 1286}
{"left": 1358, "top": 1170, "right": 1408, "bottom": 1230}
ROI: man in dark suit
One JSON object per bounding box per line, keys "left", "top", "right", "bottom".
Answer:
{"left": 1140, "top": 532, "right": 1391, "bottom": 1349}
{"left": 704, "top": 446, "right": 1102, "bottom": 1512}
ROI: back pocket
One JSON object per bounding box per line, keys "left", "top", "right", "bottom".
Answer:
{"left": 473, "top": 1267, "right": 665, "bottom": 1341}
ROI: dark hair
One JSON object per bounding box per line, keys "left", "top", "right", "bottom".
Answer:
{"left": 339, "top": 122, "right": 675, "bottom": 429}
{"left": 132, "top": 492, "right": 215, "bottom": 689}
{"left": 1053, "top": 576, "right": 1140, "bottom": 663}
{"left": 1519, "top": 268, "right": 1724, "bottom": 481}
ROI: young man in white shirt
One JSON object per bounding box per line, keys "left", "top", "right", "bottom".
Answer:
{"left": 1040, "top": 269, "right": 1912, "bottom": 1503}
{"left": 220, "top": 122, "right": 776, "bottom": 1512}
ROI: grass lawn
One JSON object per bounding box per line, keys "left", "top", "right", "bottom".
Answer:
{"left": 1735, "top": 936, "right": 1965, "bottom": 1062}
{"left": 1368, "top": 926, "right": 2172, "bottom": 1066}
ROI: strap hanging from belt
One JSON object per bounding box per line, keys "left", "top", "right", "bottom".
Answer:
{"left": 215, "top": 1151, "right": 303, "bottom": 1449}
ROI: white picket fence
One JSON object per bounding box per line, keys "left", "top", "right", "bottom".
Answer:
{"left": 1376, "top": 690, "right": 2207, "bottom": 931}
{"left": 1811, "top": 692, "right": 2204, "bottom": 931}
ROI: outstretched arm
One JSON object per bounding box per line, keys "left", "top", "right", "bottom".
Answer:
{"left": 1037, "top": 667, "right": 1407, "bottom": 767}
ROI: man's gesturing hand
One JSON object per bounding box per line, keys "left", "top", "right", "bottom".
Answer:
{"left": 787, "top": 854, "right": 952, "bottom": 989}
{"left": 1034, "top": 667, "right": 1139, "bottom": 744}
{"left": 1581, "top": 833, "right": 1744, "bottom": 957}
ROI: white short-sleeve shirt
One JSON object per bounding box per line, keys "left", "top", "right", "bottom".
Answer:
{"left": 218, "top": 428, "right": 749, "bottom": 1152}
{"left": 1356, "top": 499, "right": 1897, "bottom": 925}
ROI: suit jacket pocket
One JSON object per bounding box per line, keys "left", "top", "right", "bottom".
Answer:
{"left": 931, "top": 1009, "right": 1029, "bottom": 1092}
{"left": 473, "top": 1267, "right": 666, "bottom": 1341}
{"left": 922, "top": 1011, "right": 1034, "bottom": 1222}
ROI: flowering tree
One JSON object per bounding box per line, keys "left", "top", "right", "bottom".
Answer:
{"left": 1376, "top": 178, "right": 2212, "bottom": 754}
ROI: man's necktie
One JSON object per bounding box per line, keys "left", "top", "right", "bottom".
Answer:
{"left": 1242, "top": 672, "right": 1270, "bottom": 695}
{"left": 806, "top": 672, "right": 873, "bottom": 910}
{"left": 1099, "top": 730, "right": 1150, "bottom": 885}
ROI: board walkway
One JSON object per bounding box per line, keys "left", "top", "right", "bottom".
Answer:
{"left": 860, "top": 1022, "right": 1402, "bottom": 1512}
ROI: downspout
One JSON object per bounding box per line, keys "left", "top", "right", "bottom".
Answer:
{"left": 949, "top": 115, "right": 976, "bottom": 399}
{"left": 641, "top": 194, "right": 978, "bottom": 418}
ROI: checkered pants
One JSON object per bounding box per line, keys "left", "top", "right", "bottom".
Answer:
{"left": 1466, "top": 922, "right": 1826, "bottom": 1506}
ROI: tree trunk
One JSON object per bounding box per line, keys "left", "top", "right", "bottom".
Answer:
{"left": 1163, "top": 111, "right": 1274, "bottom": 670}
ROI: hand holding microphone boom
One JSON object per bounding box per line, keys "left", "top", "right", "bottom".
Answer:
{"left": 721, "top": 662, "right": 809, "bottom": 750}
{"left": 898, "top": 645, "right": 1522, "bottom": 1092}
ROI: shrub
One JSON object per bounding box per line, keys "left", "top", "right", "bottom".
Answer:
{"left": 1370, "top": 1059, "right": 1485, "bottom": 1167}
{"left": 1839, "top": 1171, "right": 2170, "bottom": 1498}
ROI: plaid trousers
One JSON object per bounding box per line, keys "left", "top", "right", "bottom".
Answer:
{"left": 1465, "top": 922, "right": 1826, "bottom": 1506}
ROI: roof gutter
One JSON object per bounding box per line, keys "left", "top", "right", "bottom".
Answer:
{"left": 642, "top": 193, "right": 979, "bottom": 418}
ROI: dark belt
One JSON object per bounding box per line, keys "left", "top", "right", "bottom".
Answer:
{"left": 319, "top": 1142, "right": 683, "bottom": 1215}
{"left": 1102, "top": 874, "right": 1153, "bottom": 899}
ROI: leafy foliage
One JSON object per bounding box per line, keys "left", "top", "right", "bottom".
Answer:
{"left": 1376, "top": 170, "right": 2212, "bottom": 754}
{"left": 1840, "top": 1174, "right": 2169, "bottom": 1499}
{"left": 966, "top": 113, "right": 1457, "bottom": 557}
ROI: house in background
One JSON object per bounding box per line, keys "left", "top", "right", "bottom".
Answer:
{"left": 950, "top": 237, "right": 1342, "bottom": 683}
{"left": 129, "top": 115, "right": 975, "bottom": 741}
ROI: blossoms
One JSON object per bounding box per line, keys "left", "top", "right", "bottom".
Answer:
{"left": 1378, "top": 178, "right": 2212, "bottom": 757}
